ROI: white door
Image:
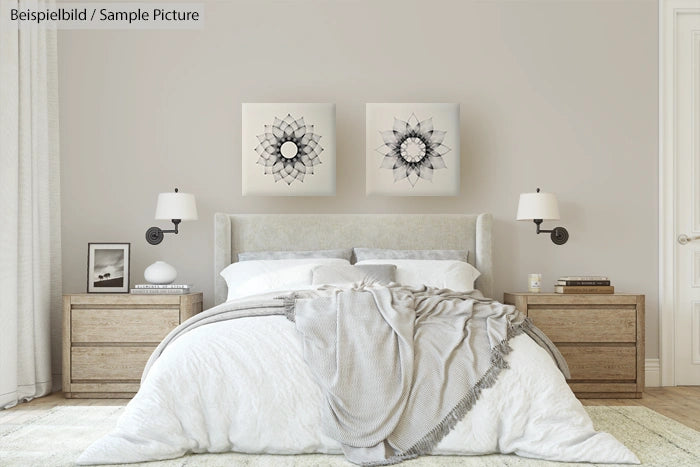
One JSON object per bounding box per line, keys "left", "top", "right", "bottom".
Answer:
{"left": 672, "top": 6, "right": 700, "bottom": 385}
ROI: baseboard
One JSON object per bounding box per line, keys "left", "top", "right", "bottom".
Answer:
{"left": 645, "top": 358, "right": 661, "bottom": 387}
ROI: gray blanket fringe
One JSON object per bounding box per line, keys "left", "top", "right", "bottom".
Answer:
{"left": 278, "top": 295, "right": 298, "bottom": 322}
{"left": 360, "top": 321, "right": 527, "bottom": 467}
{"left": 359, "top": 317, "right": 569, "bottom": 467}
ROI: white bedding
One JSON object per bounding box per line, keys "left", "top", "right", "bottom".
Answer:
{"left": 78, "top": 298, "right": 639, "bottom": 465}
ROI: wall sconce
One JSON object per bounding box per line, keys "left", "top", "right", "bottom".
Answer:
{"left": 516, "top": 188, "right": 569, "bottom": 245}
{"left": 145, "top": 188, "right": 198, "bottom": 245}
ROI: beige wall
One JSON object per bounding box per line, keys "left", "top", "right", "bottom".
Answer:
{"left": 58, "top": 0, "right": 659, "bottom": 357}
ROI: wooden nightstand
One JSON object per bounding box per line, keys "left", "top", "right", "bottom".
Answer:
{"left": 62, "top": 293, "right": 203, "bottom": 398}
{"left": 503, "top": 292, "right": 644, "bottom": 399}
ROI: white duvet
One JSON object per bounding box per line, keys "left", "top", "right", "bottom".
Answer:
{"left": 78, "top": 300, "right": 640, "bottom": 465}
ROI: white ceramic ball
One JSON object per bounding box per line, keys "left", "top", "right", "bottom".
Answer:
{"left": 144, "top": 261, "right": 177, "bottom": 285}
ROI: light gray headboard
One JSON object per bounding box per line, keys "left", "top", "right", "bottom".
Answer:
{"left": 213, "top": 213, "right": 493, "bottom": 305}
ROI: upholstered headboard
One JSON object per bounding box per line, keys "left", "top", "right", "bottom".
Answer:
{"left": 213, "top": 213, "right": 493, "bottom": 305}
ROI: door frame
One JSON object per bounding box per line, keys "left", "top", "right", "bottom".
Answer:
{"left": 659, "top": 0, "right": 700, "bottom": 386}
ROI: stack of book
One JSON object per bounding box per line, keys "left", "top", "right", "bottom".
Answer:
{"left": 130, "top": 284, "right": 192, "bottom": 294}
{"left": 554, "top": 276, "right": 613, "bottom": 294}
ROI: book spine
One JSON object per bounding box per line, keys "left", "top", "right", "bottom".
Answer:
{"left": 559, "top": 276, "right": 608, "bottom": 281}
{"left": 134, "top": 284, "right": 191, "bottom": 289}
{"left": 556, "top": 280, "right": 611, "bottom": 286}
{"left": 554, "top": 286, "right": 614, "bottom": 294}
{"left": 130, "top": 288, "right": 189, "bottom": 294}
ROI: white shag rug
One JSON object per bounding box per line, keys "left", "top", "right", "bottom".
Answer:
{"left": 1, "top": 406, "right": 699, "bottom": 466}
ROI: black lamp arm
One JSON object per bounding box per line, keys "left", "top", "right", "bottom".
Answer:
{"left": 145, "top": 219, "right": 182, "bottom": 245}
{"left": 533, "top": 219, "right": 553, "bottom": 234}
{"left": 532, "top": 219, "right": 569, "bottom": 245}
{"left": 161, "top": 219, "right": 181, "bottom": 234}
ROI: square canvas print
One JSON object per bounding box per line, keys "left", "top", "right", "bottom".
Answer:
{"left": 242, "top": 103, "right": 336, "bottom": 196}
{"left": 87, "top": 243, "right": 130, "bottom": 293}
{"left": 366, "top": 103, "right": 460, "bottom": 196}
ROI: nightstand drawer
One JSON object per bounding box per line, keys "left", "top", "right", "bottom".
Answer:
{"left": 72, "top": 309, "right": 180, "bottom": 343}
{"left": 71, "top": 346, "right": 154, "bottom": 380}
{"left": 528, "top": 308, "right": 636, "bottom": 343}
{"left": 558, "top": 345, "right": 637, "bottom": 380}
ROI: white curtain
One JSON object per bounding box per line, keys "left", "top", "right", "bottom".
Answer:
{"left": 0, "top": 0, "right": 62, "bottom": 409}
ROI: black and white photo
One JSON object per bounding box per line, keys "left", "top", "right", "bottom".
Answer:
{"left": 87, "top": 243, "right": 130, "bottom": 293}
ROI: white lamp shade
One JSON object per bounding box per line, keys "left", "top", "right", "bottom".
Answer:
{"left": 516, "top": 191, "right": 560, "bottom": 220}
{"left": 154, "top": 192, "right": 198, "bottom": 220}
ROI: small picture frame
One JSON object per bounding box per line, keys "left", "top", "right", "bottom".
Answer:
{"left": 87, "top": 243, "right": 130, "bottom": 293}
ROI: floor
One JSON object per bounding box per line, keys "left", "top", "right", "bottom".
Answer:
{"left": 9, "top": 387, "right": 700, "bottom": 432}
{"left": 581, "top": 386, "right": 700, "bottom": 431}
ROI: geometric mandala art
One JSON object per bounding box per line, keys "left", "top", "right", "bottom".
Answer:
{"left": 377, "top": 113, "right": 450, "bottom": 187}
{"left": 255, "top": 114, "right": 323, "bottom": 185}
{"left": 242, "top": 103, "right": 335, "bottom": 196}
{"left": 366, "top": 103, "right": 459, "bottom": 196}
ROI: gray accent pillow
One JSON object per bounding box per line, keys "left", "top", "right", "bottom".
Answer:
{"left": 312, "top": 264, "right": 396, "bottom": 286}
{"left": 238, "top": 248, "right": 352, "bottom": 262}
{"left": 353, "top": 248, "right": 468, "bottom": 263}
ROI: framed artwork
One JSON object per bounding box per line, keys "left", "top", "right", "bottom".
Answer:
{"left": 242, "top": 103, "right": 336, "bottom": 196}
{"left": 366, "top": 103, "right": 460, "bottom": 196}
{"left": 87, "top": 243, "right": 130, "bottom": 293}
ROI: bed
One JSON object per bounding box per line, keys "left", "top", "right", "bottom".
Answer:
{"left": 77, "top": 213, "right": 639, "bottom": 465}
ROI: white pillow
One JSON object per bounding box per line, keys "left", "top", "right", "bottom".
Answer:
{"left": 355, "top": 259, "right": 481, "bottom": 292}
{"left": 312, "top": 264, "right": 397, "bottom": 286}
{"left": 220, "top": 258, "right": 350, "bottom": 301}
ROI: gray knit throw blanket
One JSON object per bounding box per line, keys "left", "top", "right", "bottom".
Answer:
{"left": 289, "top": 284, "right": 569, "bottom": 466}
